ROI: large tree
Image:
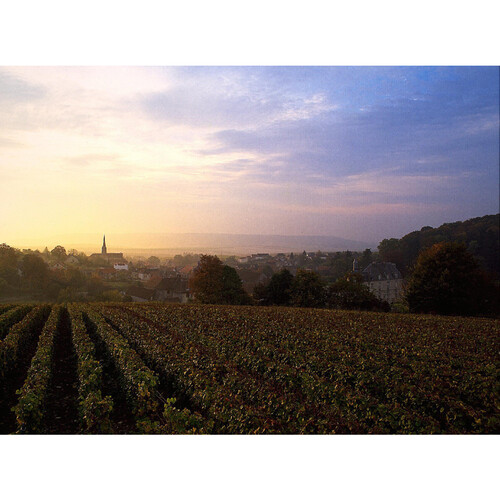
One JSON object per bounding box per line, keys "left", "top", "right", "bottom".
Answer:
{"left": 0, "top": 244, "right": 20, "bottom": 286}
{"left": 290, "top": 269, "right": 326, "bottom": 308}
{"left": 22, "top": 253, "right": 49, "bottom": 292}
{"left": 220, "top": 265, "right": 252, "bottom": 305}
{"left": 189, "top": 255, "right": 250, "bottom": 305}
{"left": 405, "top": 242, "right": 493, "bottom": 316}
{"left": 258, "top": 269, "right": 294, "bottom": 306}
{"left": 50, "top": 245, "right": 67, "bottom": 261}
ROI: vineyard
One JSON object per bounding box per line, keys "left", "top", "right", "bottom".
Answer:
{"left": 0, "top": 302, "right": 498, "bottom": 434}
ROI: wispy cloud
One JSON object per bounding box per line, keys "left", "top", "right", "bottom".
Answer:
{"left": 0, "top": 66, "right": 498, "bottom": 244}
{"left": 141, "top": 69, "right": 336, "bottom": 130}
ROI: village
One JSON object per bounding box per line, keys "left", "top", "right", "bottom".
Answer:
{"left": 32, "top": 236, "right": 403, "bottom": 305}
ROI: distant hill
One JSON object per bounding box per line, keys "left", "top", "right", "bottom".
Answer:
{"left": 378, "top": 214, "right": 500, "bottom": 277}
{"left": 126, "top": 233, "right": 375, "bottom": 254}
{"left": 30, "top": 233, "right": 375, "bottom": 256}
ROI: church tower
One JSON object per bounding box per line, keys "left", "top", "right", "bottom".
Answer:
{"left": 102, "top": 235, "right": 107, "bottom": 255}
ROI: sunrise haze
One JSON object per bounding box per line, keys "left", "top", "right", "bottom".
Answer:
{"left": 1, "top": 66, "right": 498, "bottom": 250}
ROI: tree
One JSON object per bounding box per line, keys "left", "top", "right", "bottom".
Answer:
{"left": 147, "top": 256, "right": 161, "bottom": 267}
{"left": 0, "top": 277, "right": 9, "bottom": 296}
{"left": 325, "top": 251, "right": 355, "bottom": 281}
{"left": 297, "top": 251, "right": 308, "bottom": 267}
{"left": 189, "top": 255, "right": 250, "bottom": 305}
{"left": 22, "top": 254, "right": 49, "bottom": 291}
{"left": 327, "top": 272, "right": 389, "bottom": 312}
{"left": 405, "top": 242, "right": 491, "bottom": 316}
{"left": 88, "top": 277, "right": 105, "bottom": 297}
{"left": 359, "top": 248, "right": 373, "bottom": 269}
{"left": 64, "top": 268, "right": 85, "bottom": 289}
{"left": 50, "top": 245, "right": 67, "bottom": 261}
{"left": 0, "top": 244, "right": 20, "bottom": 286}
{"left": 290, "top": 269, "right": 326, "bottom": 308}
{"left": 220, "top": 265, "right": 252, "bottom": 305}
{"left": 263, "top": 269, "right": 294, "bottom": 305}
{"left": 378, "top": 238, "right": 404, "bottom": 271}
{"left": 252, "top": 282, "right": 269, "bottom": 304}
{"left": 189, "top": 255, "right": 224, "bottom": 303}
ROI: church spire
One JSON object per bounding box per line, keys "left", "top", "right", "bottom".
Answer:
{"left": 102, "top": 234, "right": 107, "bottom": 255}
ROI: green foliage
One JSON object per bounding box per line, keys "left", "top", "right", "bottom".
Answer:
{"left": 14, "top": 306, "right": 60, "bottom": 433}
{"left": 323, "top": 251, "right": 355, "bottom": 281}
{"left": 257, "top": 269, "right": 293, "bottom": 306}
{"left": 189, "top": 255, "right": 251, "bottom": 305}
{"left": 359, "top": 248, "right": 374, "bottom": 269}
{"left": 0, "top": 244, "right": 20, "bottom": 288}
{"left": 379, "top": 214, "right": 499, "bottom": 277}
{"left": 290, "top": 269, "right": 326, "bottom": 308}
{"left": 172, "top": 253, "right": 200, "bottom": 267}
{"left": 82, "top": 307, "right": 159, "bottom": 426}
{"left": 80, "top": 392, "right": 114, "bottom": 433}
{"left": 2, "top": 302, "right": 498, "bottom": 434}
{"left": 99, "top": 303, "right": 499, "bottom": 433}
{"left": 405, "top": 242, "right": 497, "bottom": 316}
{"left": 0, "top": 305, "right": 33, "bottom": 340}
{"left": 0, "top": 305, "right": 51, "bottom": 380}
{"left": 99, "top": 290, "right": 126, "bottom": 302}
{"left": 50, "top": 245, "right": 67, "bottom": 261}
{"left": 88, "top": 277, "right": 105, "bottom": 297}
{"left": 147, "top": 256, "right": 161, "bottom": 266}
{"left": 255, "top": 269, "right": 326, "bottom": 308}
{"left": 327, "top": 272, "right": 389, "bottom": 312}
{"left": 22, "top": 254, "right": 49, "bottom": 292}
{"left": 57, "top": 287, "right": 82, "bottom": 303}
{"left": 189, "top": 255, "right": 224, "bottom": 303}
{"left": 161, "top": 398, "right": 213, "bottom": 434}
{"left": 68, "top": 305, "right": 113, "bottom": 433}
{"left": 221, "top": 265, "right": 252, "bottom": 305}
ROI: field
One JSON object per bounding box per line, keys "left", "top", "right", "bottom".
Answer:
{"left": 0, "top": 302, "right": 498, "bottom": 434}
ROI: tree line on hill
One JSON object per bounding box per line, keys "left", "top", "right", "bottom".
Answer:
{"left": 378, "top": 214, "right": 499, "bottom": 278}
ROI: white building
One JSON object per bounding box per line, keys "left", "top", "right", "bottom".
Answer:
{"left": 362, "top": 262, "right": 404, "bottom": 304}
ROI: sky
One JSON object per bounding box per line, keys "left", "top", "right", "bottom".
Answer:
{"left": 0, "top": 66, "right": 498, "bottom": 249}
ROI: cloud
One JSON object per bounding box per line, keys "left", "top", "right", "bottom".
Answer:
{"left": 0, "top": 69, "right": 46, "bottom": 103}
{"left": 205, "top": 80, "right": 499, "bottom": 185}
{"left": 140, "top": 67, "right": 336, "bottom": 129}
{"left": 0, "top": 136, "right": 25, "bottom": 148}
{"left": 0, "top": 66, "right": 497, "bottom": 244}
{"left": 64, "top": 153, "right": 121, "bottom": 167}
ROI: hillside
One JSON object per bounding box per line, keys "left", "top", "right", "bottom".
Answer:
{"left": 1, "top": 303, "right": 498, "bottom": 434}
{"left": 378, "top": 214, "right": 500, "bottom": 276}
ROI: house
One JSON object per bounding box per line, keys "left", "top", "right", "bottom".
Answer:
{"left": 361, "top": 262, "right": 403, "bottom": 304}
{"left": 96, "top": 267, "right": 116, "bottom": 280}
{"left": 65, "top": 255, "right": 79, "bottom": 266}
{"left": 251, "top": 253, "right": 270, "bottom": 261}
{"left": 154, "top": 277, "right": 189, "bottom": 303}
{"left": 179, "top": 265, "right": 194, "bottom": 277}
{"left": 132, "top": 268, "right": 160, "bottom": 281}
{"left": 50, "top": 262, "right": 67, "bottom": 271}
{"left": 113, "top": 261, "right": 129, "bottom": 271}
{"left": 143, "top": 273, "right": 164, "bottom": 290}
